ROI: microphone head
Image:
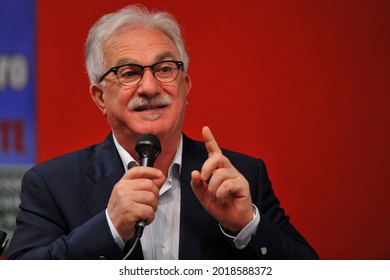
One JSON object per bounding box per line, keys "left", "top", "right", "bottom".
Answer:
{"left": 135, "top": 133, "right": 162, "bottom": 167}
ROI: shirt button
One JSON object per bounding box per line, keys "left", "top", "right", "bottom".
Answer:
{"left": 160, "top": 241, "right": 166, "bottom": 248}
{"left": 260, "top": 247, "right": 268, "bottom": 256}
{"left": 98, "top": 256, "right": 106, "bottom": 260}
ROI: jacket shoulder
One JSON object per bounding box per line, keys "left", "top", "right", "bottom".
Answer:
{"left": 32, "top": 143, "right": 98, "bottom": 174}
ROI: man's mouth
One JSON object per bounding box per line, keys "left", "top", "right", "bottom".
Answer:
{"left": 134, "top": 104, "right": 167, "bottom": 112}
{"left": 128, "top": 96, "right": 173, "bottom": 112}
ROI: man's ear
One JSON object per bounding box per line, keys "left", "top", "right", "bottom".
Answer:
{"left": 90, "top": 84, "right": 106, "bottom": 115}
{"left": 184, "top": 74, "right": 192, "bottom": 106}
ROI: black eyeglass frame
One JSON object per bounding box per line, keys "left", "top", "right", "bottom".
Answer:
{"left": 98, "top": 60, "right": 184, "bottom": 85}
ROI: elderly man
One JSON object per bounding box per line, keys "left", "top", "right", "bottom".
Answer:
{"left": 7, "top": 5, "right": 317, "bottom": 260}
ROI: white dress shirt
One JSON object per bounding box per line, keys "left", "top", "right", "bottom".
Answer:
{"left": 106, "top": 133, "right": 260, "bottom": 259}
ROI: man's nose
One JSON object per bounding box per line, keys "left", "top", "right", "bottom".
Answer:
{"left": 136, "top": 69, "right": 160, "bottom": 97}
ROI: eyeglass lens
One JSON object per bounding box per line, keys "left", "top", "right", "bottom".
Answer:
{"left": 116, "top": 61, "right": 180, "bottom": 86}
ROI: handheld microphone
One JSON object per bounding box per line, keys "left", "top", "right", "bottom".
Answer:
{"left": 0, "top": 230, "right": 8, "bottom": 255}
{"left": 134, "top": 133, "right": 161, "bottom": 237}
{"left": 123, "top": 133, "right": 161, "bottom": 260}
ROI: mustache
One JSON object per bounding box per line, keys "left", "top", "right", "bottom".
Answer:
{"left": 127, "top": 96, "right": 173, "bottom": 110}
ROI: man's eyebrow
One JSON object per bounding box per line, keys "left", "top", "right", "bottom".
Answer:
{"left": 115, "top": 58, "right": 136, "bottom": 66}
{"left": 155, "top": 52, "right": 176, "bottom": 62}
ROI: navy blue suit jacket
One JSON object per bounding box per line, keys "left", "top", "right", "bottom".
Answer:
{"left": 7, "top": 133, "right": 317, "bottom": 259}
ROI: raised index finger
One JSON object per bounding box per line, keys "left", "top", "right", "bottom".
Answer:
{"left": 202, "top": 126, "right": 222, "bottom": 157}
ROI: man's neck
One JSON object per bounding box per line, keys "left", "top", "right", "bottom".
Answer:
{"left": 113, "top": 131, "right": 182, "bottom": 177}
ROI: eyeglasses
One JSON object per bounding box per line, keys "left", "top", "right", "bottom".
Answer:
{"left": 98, "top": 60, "right": 184, "bottom": 86}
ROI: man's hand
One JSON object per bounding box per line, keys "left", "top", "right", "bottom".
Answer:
{"left": 107, "top": 166, "right": 166, "bottom": 241}
{"left": 190, "top": 126, "right": 254, "bottom": 234}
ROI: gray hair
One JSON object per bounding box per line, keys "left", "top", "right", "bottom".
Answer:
{"left": 85, "top": 5, "right": 189, "bottom": 84}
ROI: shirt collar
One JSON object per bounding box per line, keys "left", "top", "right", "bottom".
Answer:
{"left": 112, "top": 133, "right": 183, "bottom": 173}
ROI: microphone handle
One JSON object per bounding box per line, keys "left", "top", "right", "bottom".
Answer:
{"left": 140, "top": 157, "right": 154, "bottom": 167}
{"left": 127, "top": 160, "right": 149, "bottom": 238}
{"left": 135, "top": 158, "right": 152, "bottom": 237}
{"left": 135, "top": 220, "right": 145, "bottom": 237}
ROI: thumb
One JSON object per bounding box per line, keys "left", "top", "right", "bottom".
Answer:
{"left": 190, "top": 170, "right": 208, "bottom": 200}
{"left": 190, "top": 170, "right": 203, "bottom": 189}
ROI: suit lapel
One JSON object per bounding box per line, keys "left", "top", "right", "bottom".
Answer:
{"left": 179, "top": 135, "right": 216, "bottom": 259}
{"left": 80, "top": 133, "right": 124, "bottom": 216}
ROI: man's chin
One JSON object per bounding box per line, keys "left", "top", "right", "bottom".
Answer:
{"left": 143, "top": 113, "right": 161, "bottom": 121}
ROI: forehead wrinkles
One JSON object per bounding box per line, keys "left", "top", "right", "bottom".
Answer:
{"left": 103, "top": 27, "right": 179, "bottom": 66}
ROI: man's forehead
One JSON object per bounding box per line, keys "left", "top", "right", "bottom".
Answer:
{"left": 104, "top": 28, "right": 179, "bottom": 65}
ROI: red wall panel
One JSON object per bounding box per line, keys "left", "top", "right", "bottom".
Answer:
{"left": 37, "top": 0, "right": 390, "bottom": 259}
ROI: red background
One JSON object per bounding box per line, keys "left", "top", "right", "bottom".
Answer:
{"left": 37, "top": 0, "right": 390, "bottom": 259}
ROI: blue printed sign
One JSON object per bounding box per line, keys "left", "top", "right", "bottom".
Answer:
{"left": 0, "top": 0, "right": 36, "bottom": 165}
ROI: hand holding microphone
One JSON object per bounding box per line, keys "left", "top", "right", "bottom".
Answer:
{"left": 134, "top": 133, "right": 161, "bottom": 237}
{"left": 107, "top": 133, "right": 164, "bottom": 244}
